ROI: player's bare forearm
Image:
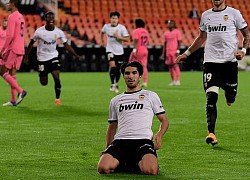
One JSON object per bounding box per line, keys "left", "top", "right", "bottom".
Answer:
{"left": 105, "top": 122, "right": 117, "bottom": 148}
{"left": 241, "top": 28, "right": 250, "bottom": 49}
{"left": 188, "top": 31, "right": 207, "bottom": 54}
{"left": 156, "top": 113, "right": 169, "bottom": 136}
{"left": 161, "top": 42, "right": 166, "bottom": 57}
{"left": 24, "top": 40, "right": 35, "bottom": 63}
{"left": 100, "top": 32, "right": 105, "bottom": 45}
{"left": 153, "top": 114, "right": 169, "bottom": 150}
{"left": 118, "top": 36, "right": 130, "bottom": 42}
{"left": 25, "top": 40, "right": 35, "bottom": 56}
{"left": 64, "top": 43, "right": 80, "bottom": 59}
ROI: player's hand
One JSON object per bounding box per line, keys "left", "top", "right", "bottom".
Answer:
{"left": 176, "top": 54, "right": 188, "bottom": 64}
{"left": 234, "top": 50, "right": 245, "bottom": 60}
{"left": 160, "top": 54, "right": 164, "bottom": 60}
{"left": 152, "top": 133, "right": 163, "bottom": 150}
{"left": 113, "top": 30, "right": 119, "bottom": 40}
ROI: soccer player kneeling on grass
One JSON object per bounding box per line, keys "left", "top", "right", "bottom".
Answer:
{"left": 97, "top": 62, "right": 169, "bottom": 175}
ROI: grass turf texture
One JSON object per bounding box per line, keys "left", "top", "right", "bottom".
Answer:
{"left": 0, "top": 72, "right": 249, "bottom": 179}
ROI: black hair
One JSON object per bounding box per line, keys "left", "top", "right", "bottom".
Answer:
{"left": 121, "top": 61, "right": 143, "bottom": 76}
{"left": 109, "top": 11, "right": 120, "bottom": 18}
{"left": 167, "top": 20, "right": 176, "bottom": 28}
{"left": 10, "top": 0, "right": 19, "bottom": 7}
{"left": 135, "top": 18, "right": 145, "bottom": 28}
{"left": 44, "top": 11, "right": 55, "bottom": 18}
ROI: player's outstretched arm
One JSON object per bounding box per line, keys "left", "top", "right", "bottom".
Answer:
{"left": 153, "top": 113, "right": 169, "bottom": 150}
{"left": 105, "top": 122, "right": 117, "bottom": 149}
{"left": 176, "top": 31, "right": 207, "bottom": 64}
{"left": 235, "top": 27, "right": 250, "bottom": 60}
{"left": 24, "top": 39, "right": 36, "bottom": 64}
{"left": 100, "top": 32, "right": 105, "bottom": 47}
{"left": 64, "top": 42, "right": 81, "bottom": 61}
{"left": 113, "top": 30, "right": 130, "bottom": 42}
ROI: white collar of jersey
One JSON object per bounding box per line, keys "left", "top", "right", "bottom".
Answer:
{"left": 212, "top": 5, "right": 227, "bottom": 12}
{"left": 124, "top": 89, "right": 142, "bottom": 94}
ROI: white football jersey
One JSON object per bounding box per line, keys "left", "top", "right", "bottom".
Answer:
{"left": 108, "top": 89, "right": 165, "bottom": 140}
{"left": 32, "top": 26, "right": 67, "bottom": 61}
{"left": 101, "top": 23, "right": 129, "bottom": 55}
{"left": 200, "top": 6, "right": 247, "bottom": 63}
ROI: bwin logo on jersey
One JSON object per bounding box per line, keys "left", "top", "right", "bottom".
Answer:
{"left": 44, "top": 40, "right": 57, "bottom": 45}
{"left": 208, "top": 24, "right": 226, "bottom": 32}
{"left": 119, "top": 101, "right": 143, "bottom": 112}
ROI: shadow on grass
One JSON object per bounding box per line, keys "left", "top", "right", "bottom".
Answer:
{"left": 16, "top": 105, "right": 106, "bottom": 119}
{"left": 212, "top": 146, "right": 249, "bottom": 155}
{"left": 99, "top": 172, "right": 174, "bottom": 180}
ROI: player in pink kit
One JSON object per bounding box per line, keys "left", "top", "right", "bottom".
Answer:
{"left": 161, "top": 20, "right": 182, "bottom": 86}
{"left": 0, "top": 18, "right": 7, "bottom": 67}
{"left": 0, "top": 0, "right": 27, "bottom": 106}
{"left": 129, "top": 18, "right": 149, "bottom": 87}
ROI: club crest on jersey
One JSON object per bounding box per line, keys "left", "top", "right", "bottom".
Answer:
{"left": 139, "top": 94, "right": 145, "bottom": 100}
{"left": 119, "top": 101, "right": 144, "bottom": 112}
{"left": 223, "top": 15, "right": 229, "bottom": 21}
{"left": 54, "top": 34, "right": 58, "bottom": 39}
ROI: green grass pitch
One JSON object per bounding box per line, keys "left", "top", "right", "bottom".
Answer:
{"left": 0, "top": 71, "right": 249, "bottom": 179}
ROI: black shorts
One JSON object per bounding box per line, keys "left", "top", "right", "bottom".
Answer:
{"left": 38, "top": 58, "right": 61, "bottom": 77}
{"left": 203, "top": 62, "right": 238, "bottom": 93}
{"left": 103, "top": 139, "right": 157, "bottom": 173}
{"left": 106, "top": 52, "right": 126, "bottom": 68}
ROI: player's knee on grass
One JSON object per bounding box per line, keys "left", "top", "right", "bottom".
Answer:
{"left": 97, "top": 154, "right": 118, "bottom": 174}
{"left": 139, "top": 154, "right": 159, "bottom": 175}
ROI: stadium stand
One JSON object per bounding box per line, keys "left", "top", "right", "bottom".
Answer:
{"left": 0, "top": 0, "right": 249, "bottom": 72}
{"left": 55, "top": 0, "right": 250, "bottom": 47}
{"left": 1, "top": 0, "right": 249, "bottom": 47}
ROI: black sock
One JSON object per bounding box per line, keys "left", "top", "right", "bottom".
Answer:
{"left": 115, "top": 68, "right": 121, "bottom": 84}
{"left": 109, "top": 67, "right": 116, "bottom": 84}
{"left": 54, "top": 78, "right": 61, "bottom": 99}
{"left": 206, "top": 92, "right": 218, "bottom": 134}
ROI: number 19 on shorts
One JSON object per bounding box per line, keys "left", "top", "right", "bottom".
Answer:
{"left": 204, "top": 73, "right": 212, "bottom": 83}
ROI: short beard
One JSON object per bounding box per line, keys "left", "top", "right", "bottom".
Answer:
{"left": 127, "top": 84, "right": 137, "bottom": 89}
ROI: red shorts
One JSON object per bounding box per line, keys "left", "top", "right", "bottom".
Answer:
{"left": 2, "top": 50, "right": 23, "bottom": 70}
{"left": 165, "top": 52, "right": 177, "bottom": 65}
{"left": 129, "top": 50, "right": 148, "bottom": 66}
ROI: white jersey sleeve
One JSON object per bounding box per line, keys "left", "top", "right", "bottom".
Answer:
{"left": 120, "top": 25, "right": 129, "bottom": 37}
{"left": 32, "top": 28, "right": 40, "bottom": 41}
{"left": 101, "top": 24, "right": 107, "bottom": 33}
{"left": 150, "top": 92, "right": 165, "bottom": 115}
{"left": 234, "top": 9, "right": 247, "bottom": 30}
{"left": 57, "top": 28, "right": 67, "bottom": 43}
{"left": 108, "top": 100, "right": 118, "bottom": 123}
